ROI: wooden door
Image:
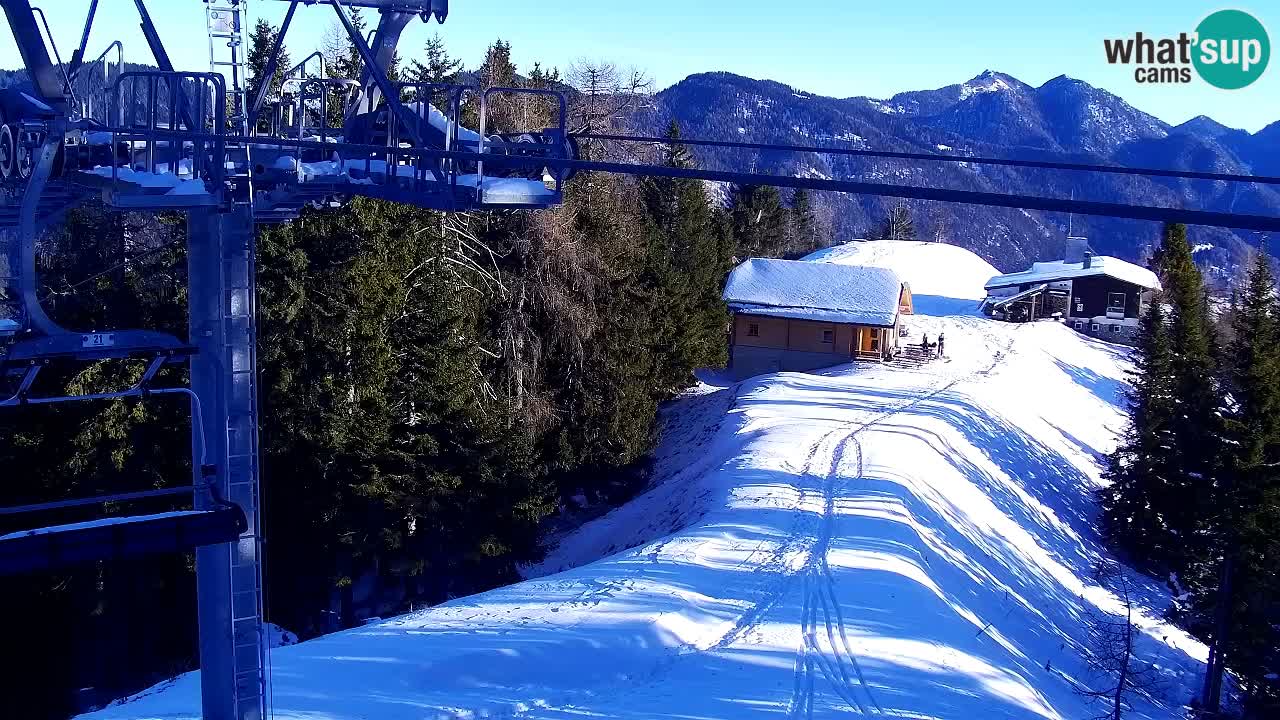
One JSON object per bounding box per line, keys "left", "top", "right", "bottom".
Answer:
{"left": 859, "top": 327, "right": 875, "bottom": 353}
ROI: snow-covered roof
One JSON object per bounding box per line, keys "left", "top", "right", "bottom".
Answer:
{"left": 985, "top": 255, "right": 1161, "bottom": 292}
{"left": 723, "top": 258, "right": 905, "bottom": 327}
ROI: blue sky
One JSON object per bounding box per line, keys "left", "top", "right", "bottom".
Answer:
{"left": 2, "top": 0, "right": 1276, "bottom": 132}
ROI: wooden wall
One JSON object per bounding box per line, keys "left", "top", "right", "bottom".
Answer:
{"left": 733, "top": 314, "right": 861, "bottom": 356}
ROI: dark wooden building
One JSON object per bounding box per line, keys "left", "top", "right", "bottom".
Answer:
{"left": 982, "top": 247, "right": 1160, "bottom": 344}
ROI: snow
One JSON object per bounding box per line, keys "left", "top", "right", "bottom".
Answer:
{"left": 959, "top": 72, "right": 1012, "bottom": 100}
{"left": 870, "top": 100, "right": 904, "bottom": 115}
{"left": 936, "top": 143, "right": 953, "bottom": 151}
{"left": 724, "top": 258, "right": 905, "bottom": 327}
{"left": 805, "top": 240, "right": 996, "bottom": 315}
{"left": 1191, "top": 243, "right": 1214, "bottom": 254}
{"left": 0, "top": 318, "right": 19, "bottom": 335}
{"left": 81, "top": 242, "right": 1207, "bottom": 720}
{"left": 88, "top": 161, "right": 195, "bottom": 189}
{"left": 165, "top": 180, "right": 209, "bottom": 196}
{"left": 986, "top": 256, "right": 1161, "bottom": 293}
{"left": 407, "top": 101, "right": 484, "bottom": 145}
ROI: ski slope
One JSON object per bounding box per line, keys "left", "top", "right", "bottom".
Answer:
{"left": 85, "top": 241, "right": 1206, "bottom": 720}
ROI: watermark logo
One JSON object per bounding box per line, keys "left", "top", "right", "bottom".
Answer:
{"left": 1104, "top": 9, "right": 1270, "bottom": 89}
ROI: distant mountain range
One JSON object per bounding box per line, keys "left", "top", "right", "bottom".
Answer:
{"left": 634, "top": 70, "right": 1280, "bottom": 276}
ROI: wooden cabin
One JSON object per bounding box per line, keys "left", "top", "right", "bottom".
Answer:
{"left": 723, "top": 258, "right": 913, "bottom": 380}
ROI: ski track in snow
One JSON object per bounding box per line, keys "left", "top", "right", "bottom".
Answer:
{"left": 82, "top": 242, "right": 1207, "bottom": 720}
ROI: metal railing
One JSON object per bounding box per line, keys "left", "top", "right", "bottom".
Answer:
{"left": 478, "top": 86, "right": 570, "bottom": 202}
{"left": 105, "top": 71, "right": 227, "bottom": 188}
{"left": 73, "top": 72, "right": 572, "bottom": 211}
{"left": 73, "top": 40, "right": 125, "bottom": 120}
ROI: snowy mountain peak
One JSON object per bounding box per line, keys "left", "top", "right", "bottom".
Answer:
{"left": 959, "top": 70, "right": 1017, "bottom": 99}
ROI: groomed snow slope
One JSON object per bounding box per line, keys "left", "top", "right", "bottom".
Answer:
{"left": 86, "top": 241, "right": 1206, "bottom": 720}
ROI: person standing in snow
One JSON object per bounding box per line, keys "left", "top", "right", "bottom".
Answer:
{"left": 937, "top": 333, "right": 946, "bottom": 358}
{"left": 920, "top": 333, "right": 929, "bottom": 353}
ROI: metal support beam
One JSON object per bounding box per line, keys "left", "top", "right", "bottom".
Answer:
{"left": 328, "top": 0, "right": 424, "bottom": 145}
{"left": 67, "top": 0, "right": 101, "bottom": 78}
{"left": 17, "top": 117, "right": 68, "bottom": 336}
{"left": 354, "top": 9, "right": 413, "bottom": 116}
{"left": 0, "top": 0, "right": 67, "bottom": 109}
{"left": 247, "top": 0, "right": 299, "bottom": 132}
{"left": 188, "top": 204, "right": 266, "bottom": 720}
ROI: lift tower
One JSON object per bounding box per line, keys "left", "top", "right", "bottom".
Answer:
{"left": 1, "top": 2, "right": 572, "bottom": 719}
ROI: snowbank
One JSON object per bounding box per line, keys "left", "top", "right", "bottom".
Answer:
{"left": 805, "top": 240, "right": 998, "bottom": 308}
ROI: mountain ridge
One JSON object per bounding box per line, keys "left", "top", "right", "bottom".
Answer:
{"left": 636, "top": 70, "right": 1280, "bottom": 275}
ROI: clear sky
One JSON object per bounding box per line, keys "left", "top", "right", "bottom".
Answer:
{"left": 2, "top": 0, "right": 1276, "bottom": 132}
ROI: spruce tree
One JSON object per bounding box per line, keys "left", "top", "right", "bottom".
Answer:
{"left": 1102, "top": 223, "right": 1222, "bottom": 583}
{"left": 1102, "top": 293, "right": 1177, "bottom": 561}
{"left": 1158, "top": 223, "right": 1222, "bottom": 589}
{"left": 1202, "top": 249, "right": 1280, "bottom": 711}
{"left": 730, "top": 184, "right": 786, "bottom": 258}
{"left": 641, "top": 121, "right": 731, "bottom": 384}
{"left": 789, "top": 188, "right": 818, "bottom": 256}
{"left": 408, "top": 33, "right": 463, "bottom": 86}
{"left": 247, "top": 19, "right": 291, "bottom": 106}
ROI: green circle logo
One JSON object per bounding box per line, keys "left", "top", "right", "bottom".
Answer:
{"left": 1193, "top": 9, "right": 1270, "bottom": 89}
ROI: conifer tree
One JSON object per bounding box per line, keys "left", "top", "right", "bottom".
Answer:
{"left": 642, "top": 121, "right": 731, "bottom": 383}
{"left": 247, "top": 19, "right": 291, "bottom": 110}
{"left": 408, "top": 33, "right": 463, "bottom": 86}
{"left": 1101, "top": 223, "right": 1222, "bottom": 582}
{"left": 1157, "top": 224, "right": 1222, "bottom": 588}
{"left": 1199, "top": 249, "right": 1280, "bottom": 712}
{"left": 1102, "top": 291, "right": 1177, "bottom": 560}
{"left": 475, "top": 40, "right": 518, "bottom": 132}
{"left": 730, "top": 184, "right": 786, "bottom": 258}
{"left": 789, "top": 188, "right": 818, "bottom": 256}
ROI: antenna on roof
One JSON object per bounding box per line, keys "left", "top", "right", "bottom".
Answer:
{"left": 1064, "top": 188, "right": 1091, "bottom": 263}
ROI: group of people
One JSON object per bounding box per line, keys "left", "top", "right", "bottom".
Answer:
{"left": 919, "top": 332, "right": 946, "bottom": 359}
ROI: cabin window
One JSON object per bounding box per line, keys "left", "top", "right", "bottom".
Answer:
{"left": 1075, "top": 300, "right": 1085, "bottom": 314}
{"left": 1074, "top": 321, "right": 1085, "bottom": 331}
{"left": 1107, "top": 292, "right": 1127, "bottom": 314}
{"left": 747, "top": 323, "right": 760, "bottom": 337}
{"left": 822, "top": 330, "right": 834, "bottom": 344}
{"left": 1091, "top": 324, "right": 1101, "bottom": 332}
{"left": 1111, "top": 324, "right": 1122, "bottom": 334}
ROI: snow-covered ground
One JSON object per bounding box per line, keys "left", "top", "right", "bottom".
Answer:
{"left": 84, "top": 241, "right": 1206, "bottom": 720}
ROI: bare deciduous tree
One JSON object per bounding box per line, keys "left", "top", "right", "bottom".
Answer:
{"left": 566, "top": 59, "right": 651, "bottom": 133}
{"left": 1076, "top": 560, "right": 1166, "bottom": 720}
